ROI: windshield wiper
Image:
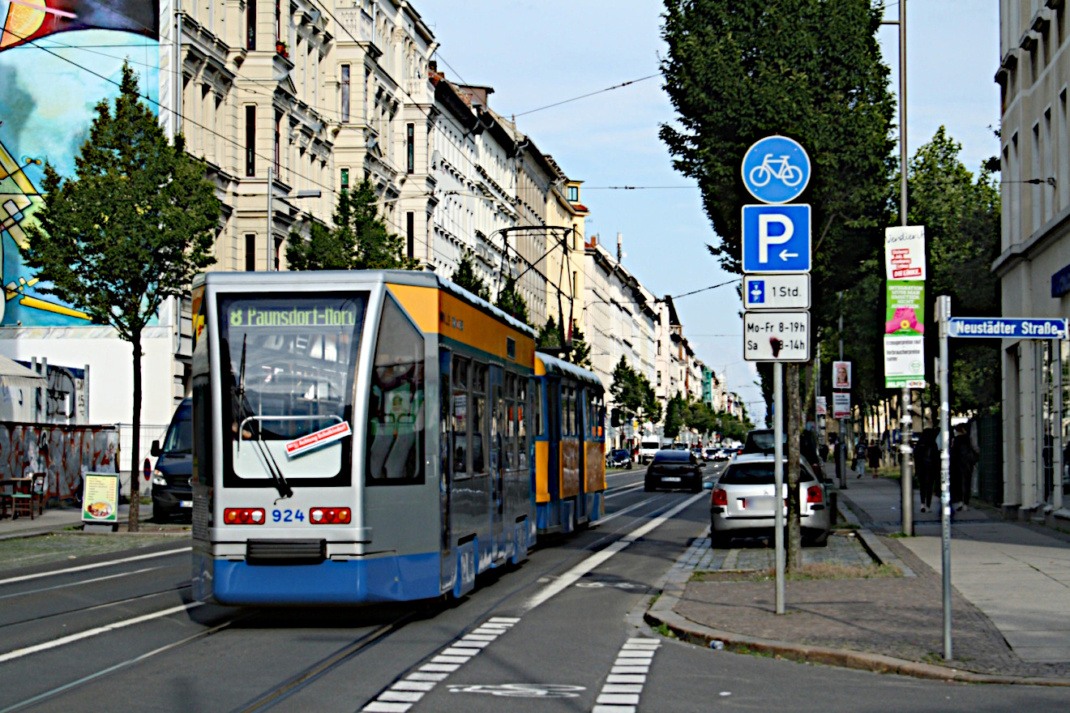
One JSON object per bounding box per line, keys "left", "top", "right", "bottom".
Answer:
{"left": 238, "top": 335, "right": 293, "bottom": 501}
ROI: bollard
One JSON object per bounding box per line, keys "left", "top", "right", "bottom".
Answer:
{"left": 829, "top": 490, "right": 839, "bottom": 527}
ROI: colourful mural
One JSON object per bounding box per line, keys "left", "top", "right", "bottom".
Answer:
{"left": 0, "top": 421, "right": 119, "bottom": 500}
{"left": 0, "top": 1, "right": 160, "bottom": 326}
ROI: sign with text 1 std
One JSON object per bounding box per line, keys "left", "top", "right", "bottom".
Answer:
{"left": 743, "top": 274, "right": 810, "bottom": 310}
{"left": 744, "top": 311, "right": 810, "bottom": 361}
{"left": 742, "top": 204, "right": 811, "bottom": 273}
{"left": 832, "top": 392, "right": 851, "bottom": 419}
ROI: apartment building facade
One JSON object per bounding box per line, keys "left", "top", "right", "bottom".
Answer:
{"left": 996, "top": 0, "right": 1070, "bottom": 517}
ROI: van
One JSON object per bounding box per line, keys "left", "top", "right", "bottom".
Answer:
{"left": 638, "top": 438, "right": 663, "bottom": 465}
{"left": 150, "top": 398, "right": 192, "bottom": 522}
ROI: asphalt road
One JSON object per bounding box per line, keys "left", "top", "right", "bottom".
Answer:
{"left": 1, "top": 462, "right": 1069, "bottom": 712}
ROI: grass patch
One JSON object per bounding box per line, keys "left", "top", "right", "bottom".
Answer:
{"left": 887, "top": 532, "right": 913, "bottom": 538}
{"left": 652, "top": 622, "right": 676, "bottom": 638}
{"left": 649, "top": 593, "right": 660, "bottom": 606}
{"left": 690, "top": 562, "right": 902, "bottom": 583}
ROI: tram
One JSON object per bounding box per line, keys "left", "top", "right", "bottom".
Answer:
{"left": 190, "top": 270, "right": 605, "bottom": 606}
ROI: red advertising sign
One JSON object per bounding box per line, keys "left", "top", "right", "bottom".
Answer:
{"left": 285, "top": 422, "right": 352, "bottom": 458}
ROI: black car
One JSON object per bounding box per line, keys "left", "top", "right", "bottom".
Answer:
{"left": 151, "top": 398, "right": 192, "bottom": 522}
{"left": 644, "top": 450, "right": 703, "bottom": 493}
{"left": 741, "top": 428, "right": 823, "bottom": 477}
{"left": 606, "top": 448, "right": 633, "bottom": 469}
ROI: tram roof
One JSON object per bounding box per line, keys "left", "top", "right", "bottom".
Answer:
{"left": 535, "top": 351, "right": 604, "bottom": 389}
{"left": 198, "top": 270, "right": 537, "bottom": 338}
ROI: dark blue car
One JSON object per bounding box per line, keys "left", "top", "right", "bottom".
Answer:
{"left": 150, "top": 398, "right": 192, "bottom": 522}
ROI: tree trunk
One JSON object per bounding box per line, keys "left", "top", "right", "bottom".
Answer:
{"left": 128, "top": 332, "right": 142, "bottom": 532}
{"left": 786, "top": 363, "right": 802, "bottom": 572}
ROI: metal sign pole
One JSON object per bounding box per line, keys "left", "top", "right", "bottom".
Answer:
{"left": 937, "top": 295, "right": 952, "bottom": 661}
{"left": 774, "top": 362, "right": 785, "bottom": 614}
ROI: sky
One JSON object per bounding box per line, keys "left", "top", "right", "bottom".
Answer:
{"left": 424, "top": 0, "right": 1001, "bottom": 424}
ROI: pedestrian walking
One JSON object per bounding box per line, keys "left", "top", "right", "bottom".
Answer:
{"left": 950, "top": 423, "right": 979, "bottom": 511}
{"left": 854, "top": 437, "right": 867, "bottom": 478}
{"left": 915, "top": 428, "right": 938, "bottom": 512}
{"left": 866, "top": 439, "right": 881, "bottom": 478}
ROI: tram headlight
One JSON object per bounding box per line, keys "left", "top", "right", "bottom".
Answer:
{"left": 152, "top": 470, "right": 167, "bottom": 486}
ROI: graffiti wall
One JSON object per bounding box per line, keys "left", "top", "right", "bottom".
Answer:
{"left": 0, "top": 421, "right": 119, "bottom": 500}
{"left": 0, "top": 1, "right": 160, "bottom": 326}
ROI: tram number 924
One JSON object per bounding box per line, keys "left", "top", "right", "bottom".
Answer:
{"left": 272, "top": 509, "right": 304, "bottom": 523}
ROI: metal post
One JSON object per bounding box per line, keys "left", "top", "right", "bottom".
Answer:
{"left": 901, "top": 387, "right": 913, "bottom": 535}
{"left": 266, "top": 165, "right": 274, "bottom": 271}
{"left": 774, "top": 362, "right": 785, "bottom": 614}
{"left": 1055, "top": 343, "right": 1064, "bottom": 511}
{"left": 937, "top": 295, "right": 952, "bottom": 661}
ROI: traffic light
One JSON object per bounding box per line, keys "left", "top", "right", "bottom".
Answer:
{"left": 611, "top": 408, "right": 621, "bottom": 427}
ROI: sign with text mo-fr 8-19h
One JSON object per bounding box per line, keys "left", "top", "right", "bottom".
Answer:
{"left": 744, "top": 312, "right": 810, "bottom": 362}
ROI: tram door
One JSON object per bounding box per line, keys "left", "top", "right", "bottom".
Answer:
{"left": 490, "top": 365, "right": 505, "bottom": 550}
{"left": 576, "top": 386, "right": 587, "bottom": 522}
{"left": 438, "top": 349, "right": 453, "bottom": 590}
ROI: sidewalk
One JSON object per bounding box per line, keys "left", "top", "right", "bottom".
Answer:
{"left": 0, "top": 501, "right": 182, "bottom": 541}
{"left": 646, "top": 463, "right": 1070, "bottom": 683}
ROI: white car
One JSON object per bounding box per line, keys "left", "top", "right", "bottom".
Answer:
{"left": 637, "top": 439, "right": 663, "bottom": 465}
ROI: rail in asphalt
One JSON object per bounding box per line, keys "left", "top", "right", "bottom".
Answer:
{"left": 0, "top": 547, "right": 191, "bottom": 586}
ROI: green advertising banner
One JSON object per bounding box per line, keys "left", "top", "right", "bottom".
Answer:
{"left": 884, "top": 280, "right": 925, "bottom": 388}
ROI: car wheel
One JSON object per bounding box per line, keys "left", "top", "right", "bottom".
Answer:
{"left": 709, "top": 526, "right": 732, "bottom": 549}
{"left": 690, "top": 479, "right": 702, "bottom": 493}
{"left": 644, "top": 479, "right": 654, "bottom": 492}
{"left": 626, "top": 462, "right": 632, "bottom": 470}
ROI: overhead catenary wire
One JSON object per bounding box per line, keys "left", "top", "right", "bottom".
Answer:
{"left": 511, "top": 73, "right": 661, "bottom": 118}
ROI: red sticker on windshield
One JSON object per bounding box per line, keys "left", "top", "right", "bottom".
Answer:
{"left": 284, "top": 422, "right": 352, "bottom": 458}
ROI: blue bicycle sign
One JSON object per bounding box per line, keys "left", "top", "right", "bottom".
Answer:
{"left": 741, "top": 136, "right": 811, "bottom": 204}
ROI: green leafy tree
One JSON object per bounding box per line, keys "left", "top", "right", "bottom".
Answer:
{"left": 450, "top": 249, "right": 491, "bottom": 301}
{"left": 641, "top": 374, "right": 662, "bottom": 424}
{"left": 495, "top": 277, "right": 529, "bottom": 325}
{"left": 661, "top": 0, "right": 895, "bottom": 568}
{"left": 287, "top": 180, "right": 419, "bottom": 271}
{"left": 21, "top": 63, "right": 220, "bottom": 530}
{"left": 610, "top": 356, "right": 643, "bottom": 422}
{"left": 566, "top": 322, "right": 592, "bottom": 369}
{"left": 663, "top": 393, "right": 687, "bottom": 443}
{"left": 537, "top": 316, "right": 564, "bottom": 351}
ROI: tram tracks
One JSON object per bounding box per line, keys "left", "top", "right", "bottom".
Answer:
{"left": 0, "top": 583, "right": 193, "bottom": 631}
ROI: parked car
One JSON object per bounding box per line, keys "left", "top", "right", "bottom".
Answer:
{"left": 709, "top": 453, "right": 830, "bottom": 548}
{"left": 645, "top": 450, "right": 704, "bottom": 493}
{"left": 638, "top": 439, "right": 663, "bottom": 465}
{"left": 690, "top": 446, "right": 704, "bottom": 461}
{"left": 672, "top": 442, "right": 689, "bottom": 451}
{"left": 606, "top": 448, "right": 633, "bottom": 470}
{"left": 150, "top": 398, "right": 192, "bottom": 523}
{"left": 741, "top": 428, "right": 823, "bottom": 477}
{"left": 704, "top": 448, "right": 718, "bottom": 461}
{"left": 713, "top": 448, "right": 732, "bottom": 462}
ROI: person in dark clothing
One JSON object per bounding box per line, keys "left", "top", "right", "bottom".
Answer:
{"left": 950, "top": 423, "right": 979, "bottom": 510}
{"left": 915, "top": 428, "right": 939, "bottom": 513}
{"left": 866, "top": 439, "right": 881, "bottom": 477}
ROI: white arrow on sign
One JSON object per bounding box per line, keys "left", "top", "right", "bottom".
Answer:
{"left": 779, "top": 250, "right": 798, "bottom": 261}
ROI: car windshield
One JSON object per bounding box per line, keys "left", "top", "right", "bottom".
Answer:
{"left": 653, "top": 451, "right": 692, "bottom": 464}
{"left": 162, "top": 402, "right": 192, "bottom": 454}
{"left": 613, "top": 449, "right": 628, "bottom": 458}
{"left": 720, "top": 462, "right": 815, "bottom": 484}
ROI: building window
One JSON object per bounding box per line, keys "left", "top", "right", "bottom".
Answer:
{"left": 406, "top": 211, "right": 415, "bottom": 260}
{"left": 274, "top": 110, "right": 281, "bottom": 174}
{"left": 657, "top": 371, "right": 662, "bottom": 387}
{"left": 246, "top": 0, "right": 255, "bottom": 50}
{"left": 275, "top": 0, "right": 281, "bottom": 42}
{"left": 340, "top": 64, "right": 350, "bottom": 123}
{"left": 274, "top": 236, "right": 283, "bottom": 271}
{"left": 406, "top": 123, "right": 415, "bottom": 174}
{"left": 341, "top": 167, "right": 349, "bottom": 189}
{"left": 245, "top": 106, "right": 255, "bottom": 177}
{"left": 567, "top": 185, "right": 578, "bottom": 202}
{"left": 245, "top": 234, "right": 256, "bottom": 272}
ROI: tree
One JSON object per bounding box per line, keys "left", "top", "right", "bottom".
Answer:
{"left": 286, "top": 180, "right": 419, "bottom": 271}
{"left": 495, "top": 277, "right": 529, "bottom": 326}
{"left": 450, "top": 249, "right": 491, "bottom": 301}
{"left": 663, "top": 393, "right": 687, "bottom": 443}
{"left": 661, "top": 0, "right": 895, "bottom": 565}
{"left": 537, "top": 316, "right": 564, "bottom": 351}
{"left": 567, "top": 322, "right": 592, "bottom": 369}
{"left": 21, "top": 63, "right": 220, "bottom": 531}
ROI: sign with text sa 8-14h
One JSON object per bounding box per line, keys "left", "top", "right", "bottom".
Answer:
{"left": 744, "top": 311, "right": 810, "bottom": 362}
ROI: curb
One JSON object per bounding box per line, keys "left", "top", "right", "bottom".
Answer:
{"left": 645, "top": 562, "right": 1070, "bottom": 686}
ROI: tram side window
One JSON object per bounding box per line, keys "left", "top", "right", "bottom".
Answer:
{"left": 366, "top": 297, "right": 425, "bottom": 485}
{"left": 452, "top": 357, "right": 469, "bottom": 479}
{"left": 517, "top": 377, "right": 528, "bottom": 469}
{"left": 566, "top": 387, "right": 576, "bottom": 437}
{"left": 532, "top": 379, "right": 543, "bottom": 438}
{"left": 505, "top": 373, "right": 516, "bottom": 471}
{"left": 472, "top": 362, "right": 487, "bottom": 475}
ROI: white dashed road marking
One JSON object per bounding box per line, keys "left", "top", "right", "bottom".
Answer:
{"left": 592, "top": 638, "right": 661, "bottom": 712}
{"left": 361, "top": 617, "right": 520, "bottom": 712}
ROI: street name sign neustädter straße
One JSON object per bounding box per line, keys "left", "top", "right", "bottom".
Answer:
{"left": 948, "top": 317, "right": 1068, "bottom": 339}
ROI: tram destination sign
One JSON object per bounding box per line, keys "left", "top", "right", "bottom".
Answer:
{"left": 948, "top": 317, "right": 1068, "bottom": 340}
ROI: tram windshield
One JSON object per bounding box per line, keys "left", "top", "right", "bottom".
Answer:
{"left": 218, "top": 294, "right": 366, "bottom": 484}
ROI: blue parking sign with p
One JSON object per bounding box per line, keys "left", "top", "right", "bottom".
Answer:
{"left": 742, "top": 204, "right": 811, "bottom": 273}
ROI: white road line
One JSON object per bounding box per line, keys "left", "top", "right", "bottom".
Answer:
{"left": 605, "top": 483, "right": 645, "bottom": 499}
{"left": 361, "top": 617, "right": 519, "bottom": 712}
{"left": 0, "top": 547, "right": 191, "bottom": 587}
{"left": 592, "top": 637, "right": 661, "bottom": 712}
{"left": 0, "top": 601, "right": 203, "bottom": 664}
{"left": 596, "top": 496, "right": 662, "bottom": 526}
{"left": 526, "top": 491, "right": 707, "bottom": 612}
{"left": 0, "top": 566, "right": 165, "bottom": 601}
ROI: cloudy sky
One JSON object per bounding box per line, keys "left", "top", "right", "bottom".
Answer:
{"left": 425, "top": 0, "right": 1001, "bottom": 422}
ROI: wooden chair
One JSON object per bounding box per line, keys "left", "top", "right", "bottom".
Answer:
{"left": 10, "top": 484, "right": 33, "bottom": 520}
{"left": 30, "top": 473, "right": 47, "bottom": 517}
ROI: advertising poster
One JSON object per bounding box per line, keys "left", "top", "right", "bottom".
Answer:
{"left": 885, "top": 282, "right": 925, "bottom": 336}
{"left": 816, "top": 396, "right": 827, "bottom": 417}
{"left": 884, "top": 337, "right": 925, "bottom": 388}
{"left": 884, "top": 227, "right": 926, "bottom": 388}
{"left": 832, "top": 392, "right": 851, "bottom": 419}
{"left": 832, "top": 361, "right": 852, "bottom": 390}
{"left": 81, "top": 473, "right": 120, "bottom": 525}
{"left": 884, "top": 226, "right": 926, "bottom": 280}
